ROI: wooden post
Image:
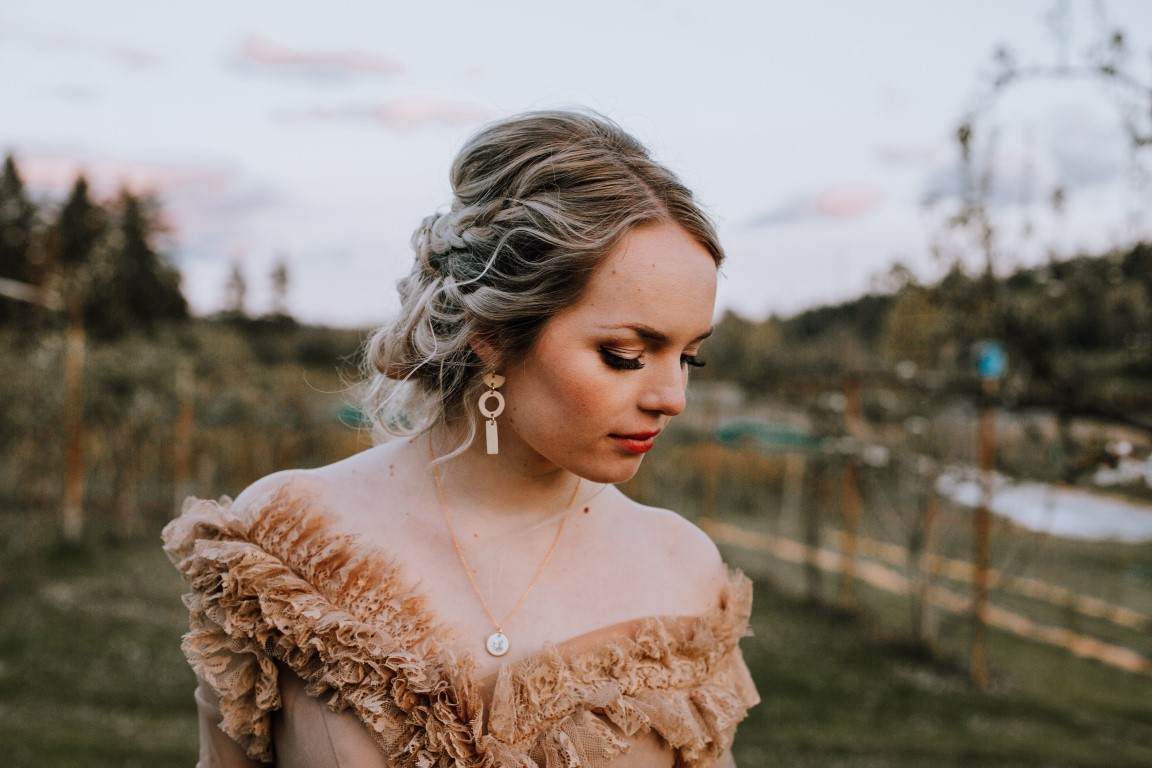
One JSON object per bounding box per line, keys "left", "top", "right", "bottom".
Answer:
{"left": 804, "top": 459, "right": 830, "bottom": 603}
{"left": 839, "top": 458, "right": 860, "bottom": 611}
{"left": 971, "top": 378, "right": 997, "bottom": 690}
{"left": 61, "top": 299, "right": 86, "bottom": 546}
{"left": 781, "top": 452, "right": 806, "bottom": 537}
{"left": 839, "top": 373, "right": 863, "bottom": 611}
{"left": 912, "top": 493, "right": 940, "bottom": 649}
{"left": 173, "top": 356, "right": 195, "bottom": 510}
{"left": 112, "top": 421, "right": 141, "bottom": 540}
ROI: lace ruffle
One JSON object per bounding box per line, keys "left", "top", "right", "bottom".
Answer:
{"left": 162, "top": 490, "right": 758, "bottom": 767}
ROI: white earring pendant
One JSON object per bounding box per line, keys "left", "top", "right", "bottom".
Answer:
{"left": 479, "top": 373, "right": 506, "bottom": 454}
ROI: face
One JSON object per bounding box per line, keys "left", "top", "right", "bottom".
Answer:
{"left": 498, "top": 222, "right": 718, "bottom": 483}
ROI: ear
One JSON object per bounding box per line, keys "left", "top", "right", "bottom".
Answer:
{"left": 468, "top": 335, "right": 502, "bottom": 370}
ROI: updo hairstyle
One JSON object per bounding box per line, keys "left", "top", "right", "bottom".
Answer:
{"left": 362, "top": 109, "right": 724, "bottom": 447}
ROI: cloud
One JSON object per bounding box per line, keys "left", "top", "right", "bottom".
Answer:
{"left": 920, "top": 107, "right": 1127, "bottom": 205}
{"left": 281, "top": 97, "right": 490, "bottom": 132}
{"left": 10, "top": 149, "right": 280, "bottom": 267}
{"left": 38, "top": 84, "right": 101, "bottom": 103}
{"left": 372, "top": 99, "right": 490, "bottom": 131}
{"left": 920, "top": 158, "right": 1040, "bottom": 206}
{"left": 875, "top": 145, "right": 940, "bottom": 169}
{"left": 1, "top": 22, "right": 162, "bottom": 69}
{"left": 748, "top": 183, "right": 883, "bottom": 227}
{"left": 875, "top": 84, "right": 919, "bottom": 114}
{"left": 235, "top": 35, "right": 405, "bottom": 80}
{"left": 1048, "top": 108, "right": 1124, "bottom": 189}
{"left": 14, "top": 152, "right": 232, "bottom": 198}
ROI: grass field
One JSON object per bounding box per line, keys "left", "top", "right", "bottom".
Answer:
{"left": 2, "top": 506, "right": 1150, "bottom": 768}
{"left": 728, "top": 546, "right": 1152, "bottom": 767}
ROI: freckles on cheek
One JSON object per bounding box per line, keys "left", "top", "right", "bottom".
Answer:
{"left": 555, "top": 374, "right": 604, "bottom": 418}
{"left": 568, "top": 392, "right": 599, "bottom": 419}
{"left": 539, "top": 351, "right": 601, "bottom": 417}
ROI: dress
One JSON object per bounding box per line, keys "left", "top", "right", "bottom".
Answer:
{"left": 162, "top": 488, "right": 760, "bottom": 768}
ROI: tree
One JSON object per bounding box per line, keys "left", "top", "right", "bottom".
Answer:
{"left": 85, "top": 189, "right": 188, "bottom": 337}
{"left": 0, "top": 155, "right": 38, "bottom": 325}
{"left": 47, "top": 177, "right": 106, "bottom": 546}
{"left": 52, "top": 177, "right": 106, "bottom": 273}
{"left": 269, "top": 256, "right": 290, "bottom": 318}
{"left": 224, "top": 261, "right": 248, "bottom": 317}
{"left": 922, "top": 1, "right": 1152, "bottom": 689}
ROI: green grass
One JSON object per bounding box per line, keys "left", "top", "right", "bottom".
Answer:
{"left": 0, "top": 519, "right": 198, "bottom": 768}
{"left": 727, "top": 546, "right": 1152, "bottom": 767}
{"left": 2, "top": 513, "right": 1150, "bottom": 767}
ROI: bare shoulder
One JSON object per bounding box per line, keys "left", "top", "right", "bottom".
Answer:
{"left": 230, "top": 467, "right": 326, "bottom": 524}
{"left": 605, "top": 491, "right": 729, "bottom": 616}
{"left": 231, "top": 440, "right": 410, "bottom": 527}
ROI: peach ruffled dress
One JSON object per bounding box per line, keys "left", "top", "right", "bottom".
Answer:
{"left": 162, "top": 489, "right": 760, "bottom": 768}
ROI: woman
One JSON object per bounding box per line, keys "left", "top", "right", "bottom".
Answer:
{"left": 164, "top": 110, "right": 759, "bottom": 768}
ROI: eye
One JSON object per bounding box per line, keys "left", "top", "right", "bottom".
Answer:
{"left": 600, "top": 346, "right": 645, "bottom": 370}
{"left": 681, "top": 354, "right": 706, "bottom": 368}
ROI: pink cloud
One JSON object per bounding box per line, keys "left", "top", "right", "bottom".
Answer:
{"left": 238, "top": 35, "right": 404, "bottom": 78}
{"left": 372, "top": 98, "right": 490, "bottom": 131}
{"left": 813, "top": 184, "right": 883, "bottom": 218}
{"left": 10, "top": 150, "right": 277, "bottom": 266}
{"left": 749, "top": 183, "right": 883, "bottom": 226}
{"left": 281, "top": 97, "right": 490, "bottom": 132}
{"left": 14, "top": 152, "right": 232, "bottom": 198}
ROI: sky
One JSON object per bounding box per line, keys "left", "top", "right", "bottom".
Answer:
{"left": 2, "top": 0, "right": 1151, "bottom": 327}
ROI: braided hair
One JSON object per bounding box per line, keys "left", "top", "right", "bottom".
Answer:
{"left": 361, "top": 109, "right": 724, "bottom": 449}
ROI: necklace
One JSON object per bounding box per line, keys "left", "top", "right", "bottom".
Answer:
{"left": 428, "top": 443, "right": 580, "bottom": 657}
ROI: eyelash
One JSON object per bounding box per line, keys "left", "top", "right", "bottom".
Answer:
{"left": 599, "top": 348, "right": 707, "bottom": 370}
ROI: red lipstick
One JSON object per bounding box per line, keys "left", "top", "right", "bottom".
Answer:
{"left": 609, "top": 431, "right": 660, "bottom": 454}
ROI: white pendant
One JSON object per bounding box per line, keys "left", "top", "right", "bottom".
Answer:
{"left": 485, "top": 631, "right": 510, "bottom": 657}
{"left": 485, "top": 419, "right": 499, "bottom": 455}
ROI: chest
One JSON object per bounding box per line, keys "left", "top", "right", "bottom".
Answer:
{"left": 344, "top": 506, "right": 685, "bottom": 678}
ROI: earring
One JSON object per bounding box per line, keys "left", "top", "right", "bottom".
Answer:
{"left": 478, "top": 372, "right": 506, "bottom": 454}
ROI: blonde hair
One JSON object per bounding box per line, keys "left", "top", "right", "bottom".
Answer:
{"left": 361, "top": 109, "right": 723, "bottom": 448}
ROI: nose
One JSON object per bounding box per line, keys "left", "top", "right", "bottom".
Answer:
{"left": 638, "top": 357, "right": 688, "bottom": 417}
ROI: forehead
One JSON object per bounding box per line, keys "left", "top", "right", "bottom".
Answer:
{"left": 557, "top": 222, "right": 718, "bottom": 338}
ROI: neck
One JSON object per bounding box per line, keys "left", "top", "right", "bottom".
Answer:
{"left": 423, "top": 422, "right": 592, "bottom": 528}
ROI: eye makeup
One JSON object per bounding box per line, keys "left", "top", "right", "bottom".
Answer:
{"left": 599, "top": 347, "right": 644, "bottom": 370}
{"left": 598, "top": 346, "right": 707, "bottom": 370}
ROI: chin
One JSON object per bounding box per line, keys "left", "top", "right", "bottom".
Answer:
{"left": 576, "top": 456, "right": 645, "bottom": 485}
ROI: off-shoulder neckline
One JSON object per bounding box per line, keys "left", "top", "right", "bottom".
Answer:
{"left": 164, "top": 489, "right": 756, "bottom": 764}
{"left": 236, "top": 484, "right": 743, "bottom": 670}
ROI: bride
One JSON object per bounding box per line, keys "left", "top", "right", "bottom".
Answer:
{"left": 164, "top": 109, "right": 759, "bottom": 768}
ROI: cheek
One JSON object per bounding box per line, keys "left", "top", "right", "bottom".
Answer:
{"left": 546, "top": 372, "right": 600, "bottom": 419}
{"left": 556, "top": 378, "right": 604, "bottom": 418}
{"left": 548, "top": 354, "right": 629, "bottom": 418}
{"left": 509, "top": 354, "right": 617, "bottom": 426}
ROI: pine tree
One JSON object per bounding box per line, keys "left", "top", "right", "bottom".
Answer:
{"left": 48, "top": 177, "right": 105, "bottom": 546}
{"left": 91, "top": 189, "right": 188, "bottom": 336}
{"left": 269, "top": 256, "right": 290, "bottom": 318}
{"left": 45, "top": 176, "right": 107, "bottom": 330}
{"left": 224, "top": 261, "right": 247, "bottom": 317}
{"left": 0, "top": 155, "right": 38, "bottom": 325}
{"left": 53, "top": 176, "right": 105, "bottom": 272}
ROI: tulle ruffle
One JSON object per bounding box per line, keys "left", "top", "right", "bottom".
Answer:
{"left": 163, "top": 490, "right": 758, "bottom": 767}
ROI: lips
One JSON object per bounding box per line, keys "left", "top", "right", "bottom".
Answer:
{"left": 609, "top": 430, "right": 661, "bottom": 454}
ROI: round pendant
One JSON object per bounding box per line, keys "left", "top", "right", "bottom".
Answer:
{"left": 485, "top": 631, "right": 510, "bottom": 657}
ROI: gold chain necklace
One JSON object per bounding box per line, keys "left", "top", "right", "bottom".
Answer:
{"left": 428, "top": 441, "right": 580, "bottom": 657}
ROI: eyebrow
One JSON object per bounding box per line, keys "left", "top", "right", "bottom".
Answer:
{"left": 603, "top": 324, "right": 714, "bottom": 344}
